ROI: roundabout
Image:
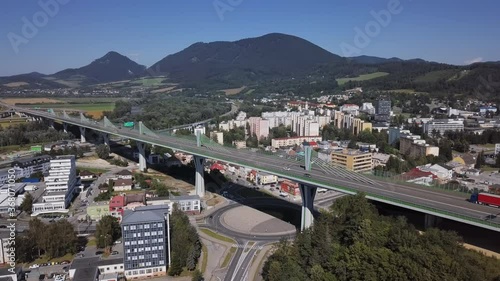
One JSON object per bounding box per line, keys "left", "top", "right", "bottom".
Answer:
{"left": 202, "top": 198, "right": 299, "bottom": 241}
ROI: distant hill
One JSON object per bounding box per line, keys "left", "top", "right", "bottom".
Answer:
{"left": 348, "top": 55, "right": 403, "bottom": 64}
{"left": 51, "top": 51, "right": 146, "bottom": 85}
{"left": 149, "top": 33, "right": 346, "bottom": 84}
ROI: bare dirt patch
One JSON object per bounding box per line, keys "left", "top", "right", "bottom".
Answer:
{"left": 4, "top": 82, "right": 29, "bottom": 87}
{"left": 206, "top": 195, "right": 223, "bottom": 206}
{"left": 1, "top": 98, "right": 64, "bottom": 105}
{"left": 223, "top": 86, "right": 246, "bottom": 95}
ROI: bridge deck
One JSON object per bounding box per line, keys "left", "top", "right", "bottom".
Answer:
{"left": 9, "top": 104, "right": 500, "bottom": 232}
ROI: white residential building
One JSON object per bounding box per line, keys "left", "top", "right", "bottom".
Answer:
{"left": 256, "top": 173, "right": 278, "bottom": 185}
{"left": 423, "top": 119, "right": 464, "bottom": 135}
{"left": 32, "top": 155, "right": 77, "bottom": 215}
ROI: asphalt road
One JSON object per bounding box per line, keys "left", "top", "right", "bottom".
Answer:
{"left": 201, "top": 200, "right": 293, "bottom": 281}
{"left": 9, "top": 105, "right": 500, "bottom": 230}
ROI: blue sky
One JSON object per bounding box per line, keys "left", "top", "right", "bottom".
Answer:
{"left": 1, "top": 0, "right": 499, "bottom": 76}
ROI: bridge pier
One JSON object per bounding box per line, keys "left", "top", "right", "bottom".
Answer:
{"left": 137, "top": 142, "right": 147, "bottom": 172}
{"left": 194, "top": 156, "right": 206, "bottom": 197}
{"left": 101, "top": 133, "right": 110, "bottom": 146}
{"left": 79, "top": 127, "right": 86, "bottom": 143}
{"left": 424, "top": 214, "right": 442, "bottom": 229}
{"left": 299, "top": 184, "right": 317, "bottom": 231}
{"left": 63, "top": 123, "right": 68, "bottom": 133}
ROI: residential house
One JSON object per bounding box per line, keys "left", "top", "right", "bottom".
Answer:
{"left": 418, "top": 164, "right": 454, "bottom": 180}
{"left": 115, "top": 170, "right": 133, "bottom": 180}
{"left": 280, "top": 180, "right": 300, "bottom": 196}
{"left": 256, "top": 172, "right": 278, "bottom": 185}
{"left": 79, "top": 170, "right": 96, "bottom": 181}
{"left": 112, "top": 179, "right": 134, "bottom": 192}
{"left": 402, "top": 168, "right": 437, "bottom": 186}
{"left": 170, "top": 195, "right": 201, "bottom": 215}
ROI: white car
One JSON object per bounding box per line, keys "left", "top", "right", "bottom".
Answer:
{"left": 28, "top": 264, "right": 39, "bottom": 269}
{"left": 283, "top": 167, "right": 291, "bottom": 171}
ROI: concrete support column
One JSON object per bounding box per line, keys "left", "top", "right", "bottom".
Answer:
{"left": 424, "top": 214, "right": 441, "bottom": 229}
{"left": 137, "top": 142, "right": 147, "bottom": 172}
{"left": 194, "top": 155, "right": 205, "bottom": 197}
{"left": 304, "top": 145, "right": 312, "bottom": 171}
{"left": 195, "top": 128, "right": 202, "bottom": 147}
{"left": 102, "top": 133, "right": 110, "bottom": 146}
{"left": 63, "top": 123, "right": 68, "bottom": 133}
{"left": 79, "top": 127, "right": 86, "bottom": 143}
{"left": 299, "top": 184, "right": 317, "bottom": 231}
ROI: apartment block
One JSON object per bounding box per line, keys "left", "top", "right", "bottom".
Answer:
{"left": 331, "top": 149, "right": 373, "bottom": 172}
{"left": 331, "top": 110, "right": 372, "bottom": 135}
{"left": 248, "top": 117, "right": 270, "bottom": 139}
{"left": 399, "top": 133, "right": 439, "bottom": 159}
{"left": 209, "top": 131, "right": 224, "bottom": 145}
{"left": 423, "top": 119, "right": 464, "bottom": 135}
{"left": 122, "top": 205, "right": 170, "bottom": 279}
{"left": 271, "top": 136, "right": 321, "bottom": 148}
{"left": 32, "top": 155, "right": 77, "bottom": 215}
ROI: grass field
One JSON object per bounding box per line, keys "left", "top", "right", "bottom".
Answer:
{"left": 200, "top": 243, "right": 208, "bottom": 273}
{"left": 223, "top": 86, "right": 246, "bottom": 95}
{"left": 0, "top": 119, "right": 29, "bottom": 128}
{"left": 413, "top": 69, "right": 459, "bottom": 83}
{"left": 133, "top": 77, "right": 166, "bottom": 87}
{"left": 1, "top": 98, "right": 64, "bottom": 105}
{"left": 336, "top": 72, "right": 389, "bottom": 85}
{"left": 221, "top": 247, "right": 236, "bottom": 268}
{"left": 199, "top": 228, "right": 236, "bottom": 244}
{"left": 25, "top": 102, "right": 115, "bottom": 118}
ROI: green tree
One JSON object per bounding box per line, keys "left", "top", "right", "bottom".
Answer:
{"left": 95, "top": 216, "right": 121, "bottom": 250}
{"left": 475, "top": 151, "right": 485, "bottom": 169}
{"left": 20, "top": 192, "right": 33, "bottom": 214}
{"left": 262, "top": 194, "right": 500, "bottom": 281}
{"left": 96, "top": 144, "right": 110, "bottom": 159}
{"left": 191, "top": 269, "right": 204, "bottom": 281}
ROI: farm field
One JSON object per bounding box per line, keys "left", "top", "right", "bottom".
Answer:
{"left": 1, "top": 98, "right": 64, "bottom": 105}
{"left": 336, "top": 72, "right": 389, "bottom": 85}
{"left": 26, "top": 103, "right": 115, "bottom": 118}
{"left": 223, "top": 86, "right": 246, "bottom": 95}
{"left": 1, "top": 97, "right": 116, "bottom": 118}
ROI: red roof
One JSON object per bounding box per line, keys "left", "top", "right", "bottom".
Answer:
{"left": 210, "top": 163, "right": 225, "bottom": 171}
{"left": 109, "top": 195, "right": 126, "bottom": 208}
{"left": 403, "top": 168, "right": 437, "bottom": 180}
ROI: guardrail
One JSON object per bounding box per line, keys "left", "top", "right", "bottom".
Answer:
{"left": 16, "top": 107, "right": 500, "bottom": 230}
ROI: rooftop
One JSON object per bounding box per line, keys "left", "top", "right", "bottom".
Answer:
{"left": 115, "top": 169, "right": 132, "bottom": 176}
{"left": 170, "top": 194, "right": 201, "bottom": 201}
{"left": 113, "top": 178, "right": 133, "bottom": 187}
{"left": 122, "top": 205, "right": 169, "bottom": 225}
{"left": 332, "top": 149, "right": 371, "bottom": 156}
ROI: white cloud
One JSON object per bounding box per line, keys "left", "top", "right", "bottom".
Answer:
{"left": 464, "top": 57, "right": 483, "bottom": 64}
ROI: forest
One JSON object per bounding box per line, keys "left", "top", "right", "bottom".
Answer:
{"left": 262, "top": 194, "right": 500, "bottom": 281}
{"left": 0, "top": 121, "right": 73, "bottom": 147}
{"left": 105, "top": 97, "right": 231, "bottom": 130}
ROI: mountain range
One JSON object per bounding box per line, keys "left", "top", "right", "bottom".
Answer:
{"left": 1, "top": 33, "right": 499, "bottom": 96}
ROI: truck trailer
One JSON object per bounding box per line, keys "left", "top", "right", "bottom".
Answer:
{"left": 469, "top": 193, "right": 500, "bottom": 208}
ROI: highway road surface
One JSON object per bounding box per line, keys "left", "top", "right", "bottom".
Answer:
{"left": 7, "top": 104, "right": 500, "bottom": 231}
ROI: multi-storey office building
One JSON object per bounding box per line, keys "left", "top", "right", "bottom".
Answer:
{"left": 32, "top": 155, "right": 77, "bottom": 214}
{"left": 330, "top": 149, "right": 373, "bottom": 172}
{"left": 122, "top": 205, "right": 170, "bottom": 279}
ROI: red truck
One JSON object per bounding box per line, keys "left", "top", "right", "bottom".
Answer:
{"left": 470, "top": 193, "right": 500, "bottom": 208}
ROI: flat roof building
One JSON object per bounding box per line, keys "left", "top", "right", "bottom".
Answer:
{"left": 331, "top": 149, "right": 373, "bottom": 172}
{"left": 122, "top": 205, "right": 170, "bottom": 279}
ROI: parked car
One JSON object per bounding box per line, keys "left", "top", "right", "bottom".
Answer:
{"left": 29, "top": 264, "right": 39, "bottom": 269}
{"left": 60, "top": 260, "right": 70, "bottom": 265}
{"left": 114, "top": 240, "right": 122, "bottom": 244}
{"left": 111, "top": 251, "right": 119, "bottom": 255}
{"left": 0, "top": 225, "right": 7, "bottom": 228}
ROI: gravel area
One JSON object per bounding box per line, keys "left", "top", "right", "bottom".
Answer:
{"left": 222, "top": 205, "right": 295, "bottom": 235}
